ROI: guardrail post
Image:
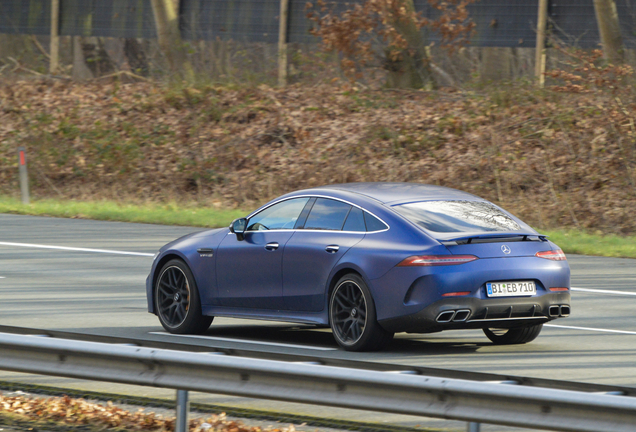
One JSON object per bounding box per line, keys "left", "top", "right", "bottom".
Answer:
{"left": 17, "top": 147, "right": 30, "bottom": 204}
{"left": 466, "top": 422, "right": 481, "bottom": 432}
{"left": 175, "top": 389, "right": 189, "bottom": 432}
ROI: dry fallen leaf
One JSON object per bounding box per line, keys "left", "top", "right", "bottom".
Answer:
{"left": 0, "top": 393, "right": 303, "bottom": 432}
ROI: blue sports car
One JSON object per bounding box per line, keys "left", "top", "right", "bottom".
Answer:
{"left": 147, "top": 183, "right": 570, "bottom": 351}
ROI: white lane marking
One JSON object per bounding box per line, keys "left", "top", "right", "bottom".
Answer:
{"left": 545, "top": 324, "right": 636, "bottom": 335}
{"left": 0, "top": 241, "right": 154, "bottom": 257}
{"left": 571, "top": 287, "right": 636, "bottom": 297}
{"left": 149, "top": 331, "right": 337, "bottom": 351}
{"left": 0, "top": 276, "right": 4, "bottom": 279}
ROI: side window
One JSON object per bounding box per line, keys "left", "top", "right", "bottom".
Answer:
{"left": 247, "top": 198, "right": 310, "bottom": 231}
{"left": 304, "top": 198, "right": 351, "bottom": 230}
{"left": 364, "top": 211, "right": 387, "bottom": 232}
{"left": 342, "top": 206, "right": 366, "bottom": 232}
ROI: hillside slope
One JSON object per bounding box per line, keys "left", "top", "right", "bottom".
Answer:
{"left": 1, "top": 79, "right": 634, "bottom": 234}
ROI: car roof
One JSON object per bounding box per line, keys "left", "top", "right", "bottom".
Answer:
{"left": 316, "top": 182, "right": 481, "bottom": 205}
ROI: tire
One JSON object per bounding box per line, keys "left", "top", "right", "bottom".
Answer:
{"left": 483, "top": 324, "right": 543, "bottom": 345}
{"left": 155, "top": 259, "right": 213, "bottom": 334}
{"left": 329, "top": 274, "right": 393, "bottom": 351}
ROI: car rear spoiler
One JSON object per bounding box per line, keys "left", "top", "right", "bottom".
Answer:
{"left": 437, "top": 232, "right": 549, "bottom": 246}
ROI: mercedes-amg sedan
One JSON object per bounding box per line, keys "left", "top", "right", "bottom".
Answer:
{"left": 147, "top": 183, "right": 570, "bottom": 351}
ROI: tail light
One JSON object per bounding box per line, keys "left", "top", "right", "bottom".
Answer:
{"left": 398, "top": 255, "right": 478, "bottom": 266}
{"left": 536, "top": 249, "right": 567, "bottom": 261}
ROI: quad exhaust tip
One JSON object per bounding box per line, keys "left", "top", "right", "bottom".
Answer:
{"left": 436, "top": 309, "right": 471, "bottom": 323}
{"left": 549, "top": 305, "right": 570, "bottom": 318}
{"left": 454, "top": 310, "right": 471, "bottom": 321}
{"left": 436, "top": 311, "right": 455, "bottom": 323}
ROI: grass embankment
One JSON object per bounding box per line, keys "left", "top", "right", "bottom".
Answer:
{"left": 2, "top": 78, "right": 636, "bottom": 260}
{"left": 1, "top": 196, "right": 634, "bottom": 259}
{"left": 541, "top": 230, "right": 636, "bottom": 259}
{"left": 2, "top": 79, "right": 636, "bottom": 237}
{"left": 0, "top": 195, "right": 245, "bottom": 227}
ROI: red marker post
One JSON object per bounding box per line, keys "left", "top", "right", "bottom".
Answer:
{"left": 17, "top": 147, "right": 29, "bottom": 204}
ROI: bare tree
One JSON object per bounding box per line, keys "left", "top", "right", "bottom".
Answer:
{"left": 385, "top": 0, "right": 433, "bottom": 89}
{"left": 308, "top": 0, "right": 475, "bottom": 89}
{"left": 150, "top": 0, "right": 195, "bottom": 81}
{"left": 72, "top": 37, "right": 116, "bottom": 81}
{"left": 124, "top": 39, "right": 150, "bottom": 76}
{"left": 593, "top": 0, "right": 623, "bottom": 63}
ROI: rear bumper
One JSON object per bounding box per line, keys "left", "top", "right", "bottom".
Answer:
{"left": 378, "top": 291, "right": 571, "bottom": 333}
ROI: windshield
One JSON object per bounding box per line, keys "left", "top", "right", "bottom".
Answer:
{"left": 394, "top": 200, "right": 521, "bottom": 233}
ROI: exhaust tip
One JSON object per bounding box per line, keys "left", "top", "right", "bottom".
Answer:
{"left": 549, "top": 305, "right": 560, "bottom": 317}
{"left": 453, "top": 310, "right": 470, "bottom": 322}
{"left": 436, "top": 311, "right": 455, "bottom": 323}
{"left": 560, "top": 305, "right": 571, "bottom": 317}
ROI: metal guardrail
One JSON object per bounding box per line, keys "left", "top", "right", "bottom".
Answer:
{"left": 0, "top": 324, "right": 634, "bottom": 398}
{"left": 0, "top": 332, "right": 634, "bottom": 432}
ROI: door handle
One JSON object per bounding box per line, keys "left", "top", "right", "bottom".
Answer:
{"left": 265, "top": 242, "right": 279, "bottom": 251}
{"left": 325, "top": 245, "right": 340, "bottom": 253}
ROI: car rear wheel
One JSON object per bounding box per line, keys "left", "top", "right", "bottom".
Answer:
{"left": 155, "top": 259, "right": 213, "bottom": 334}
{"left": 329, "top": 274, "right": 393, "bottom": 351}
{"left": 483, "top": 324, "right": 543, "bottom": 345}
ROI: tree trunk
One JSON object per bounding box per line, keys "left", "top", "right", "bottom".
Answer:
{"left": 593, "top": 0, "right": 623, "bottom": 63}
{"left": 72, "top": 36, "right": 116, "bottom": 80}
{"left": 480, "top": 47, "right": 513, "bottom": 82}
{"left": 72, "top": 36, "right": 94, "bottom": 81}
{"left": 150, "top": 0, "right": 195, "bottom": 81}
{"left": 124, "top": 38, "right": 150, "bottom": 76}
{"left": 385, "top": 0, "right": 434, "bottom": 89}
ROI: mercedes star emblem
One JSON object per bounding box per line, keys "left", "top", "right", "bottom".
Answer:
{"left": 501, "top": 245, "right": 511, "bottom": 254}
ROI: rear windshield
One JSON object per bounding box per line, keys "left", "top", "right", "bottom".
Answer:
{"left": 394, "top": 200, "right": 521, "bottom": 233}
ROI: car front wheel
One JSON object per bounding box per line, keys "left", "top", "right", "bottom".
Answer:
{"left": 329, "top": 274, "right": 393, "bottom": 351}
{"left": 483, "top": 324, "right": 543, "bottom": 345}
{"left": 155, "top": 259, "right": 213, "bottom": 334}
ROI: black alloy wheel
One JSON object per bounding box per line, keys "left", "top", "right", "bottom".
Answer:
{"left": 157, "top": 265, "right": 190, "bottom": 327}
{"left": 155, "top": 259, "right": 213, "bottom": 334}
{"left": 329, "top": 274, "right": 393, "bottom": 351}
{"left": 483, "top": 324, "right": 543, "bottom": 345}
{"left": 331, "top": 280, "right": 367, "bottom": 343}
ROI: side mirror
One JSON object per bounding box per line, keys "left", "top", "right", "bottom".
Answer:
{"left": 229, "top": 218, "right": 247, "bottom": 241}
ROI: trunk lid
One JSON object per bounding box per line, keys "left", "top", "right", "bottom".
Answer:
{"left": 439, "top": 232, "right": 552, "bottom": 258}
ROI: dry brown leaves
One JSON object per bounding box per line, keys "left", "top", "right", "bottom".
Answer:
{"left": 307, "top": 0, "right": 476, "bottom": 80}
{"left": 426, "top": 0, "right": 477, "bottom": 53}
{"left": 0, "top": 393, "right": 295, "bottom": 432}
{"left": 0, "top": 77, "right": 635, "bottom": 234}
{"left": 546, "top": 46, "right": 635, "bottom": 93}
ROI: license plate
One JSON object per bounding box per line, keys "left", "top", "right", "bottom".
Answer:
{"left": 486, "top": 281, "right": 536, "bottom": 297}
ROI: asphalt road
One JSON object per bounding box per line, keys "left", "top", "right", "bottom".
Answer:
{"left": 1, "top": 213, "right": 635, "bottom": 432}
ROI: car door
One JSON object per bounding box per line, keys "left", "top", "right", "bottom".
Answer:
{"left": 216, "top": 197, "right": 310, "bottom": 309}
{"left": 282, "top": 198, "right": 366, "bottom": 311}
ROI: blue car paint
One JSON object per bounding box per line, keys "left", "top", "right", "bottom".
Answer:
{"left": 146, "top": 228, "right": 225, "bottom": 313}
{"left": 147, "top": 183, "right": 571, "bottom": 334}
{"left": 331, "top": 182, "right": 478, "bottom": 204}
{"left": 282, "top": 231, "right": 365, "bottom": 311}
{"left": 446, "top": 240, "right": 559, "bottom": 259}
{"left": 370, "top": 251, "right": 569, "bottom": 322}
{"left": 216, "top": 230, "right": 294, "bottom": 309}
